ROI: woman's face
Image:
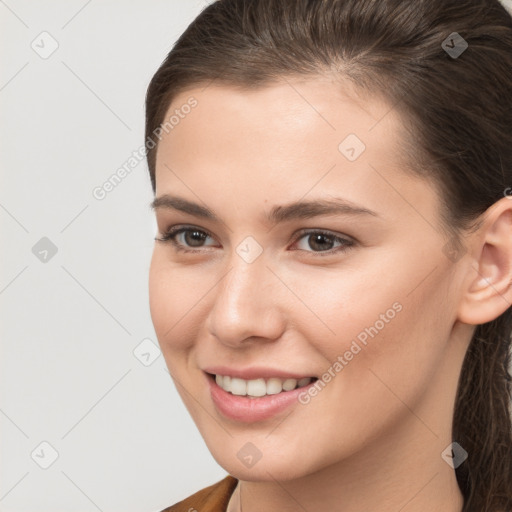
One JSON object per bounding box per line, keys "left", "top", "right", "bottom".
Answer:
{"left": 149, "top": 77, "right": 471, "bottom": 481}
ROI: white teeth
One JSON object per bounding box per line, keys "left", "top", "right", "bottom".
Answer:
{"left": 282, "top": 378, "right": 297, "bottom": 391}
{"left": 214, "top": 374, "right": 314, "bottom": 397}
{"left": 266, "top": 378, "right": 283, "bottom": 395}
{"left": 246, "top": 378, "right": 267, "bottom": 397}
{"left": 223, "top": 375, "right": 232, "bottom": 392}
{"left": 230, "top": 377, "right": 247, "bottom": 396}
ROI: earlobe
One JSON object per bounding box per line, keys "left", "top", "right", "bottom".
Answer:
{"left": 457, "top": 199, "right": 512, "bottom": 326}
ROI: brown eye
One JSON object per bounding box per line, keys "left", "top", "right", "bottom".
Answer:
{"left": 155, "top": 226, "right": 218, "bottom": 252}
{"left": 306, "top": 233, "right": 336, "bottom": 251}
{"left": 292, "top": 230, "right": 354, "bottom": 255}
{"left": 182, "top": 229, "right": 208, "bottom": 247}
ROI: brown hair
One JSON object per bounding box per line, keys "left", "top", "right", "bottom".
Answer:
{"left": 144, "top": 0, "right": 512, "bottom": 510}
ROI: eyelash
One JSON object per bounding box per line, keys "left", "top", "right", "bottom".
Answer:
{"left": 154, "top": 225, "right": 355, "bottom": 257}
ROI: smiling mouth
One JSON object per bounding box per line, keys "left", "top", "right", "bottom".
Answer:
{"left": 207, "top": 372, "right": 318, "bottom": 398}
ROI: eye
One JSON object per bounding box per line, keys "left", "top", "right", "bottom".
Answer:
{"left": 155, "top": 225, "right": 355, "bottom": 256}
{"left": 155, "top": 225, "right": 218, "bottom": 252}
{"left": 291, "top": 229, "right": 355, "bottom": 256}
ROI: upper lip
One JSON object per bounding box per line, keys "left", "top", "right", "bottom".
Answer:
{"left": 203, "top": 366, "right": 316, "bottom": 380}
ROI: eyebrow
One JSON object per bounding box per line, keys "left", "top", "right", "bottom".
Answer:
{"left": 150, "top": 194, "right": 380, "bottom": 224}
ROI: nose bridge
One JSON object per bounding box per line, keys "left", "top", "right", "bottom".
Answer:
{"left": 207, "top": 247, "right": 284, "bottom": 345}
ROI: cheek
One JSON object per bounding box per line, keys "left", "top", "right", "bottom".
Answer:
{"left": 283, "top": 254, "right": 404, "bottom": 358}
{"left": 148, "top": 257, "right": 169, "bottom": 338}
{"left": 148, "top": 252, "right": 193, "bottom": 356}
{"left": 300, "top": 254, "right": 453, "bottom": 409}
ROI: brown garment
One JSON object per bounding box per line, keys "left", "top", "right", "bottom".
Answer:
{"left": 160, "top": 475, "right": 239, "bottom": 512}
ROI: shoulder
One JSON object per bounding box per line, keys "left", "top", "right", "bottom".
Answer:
{"left": 158, "top": 475, "right": 239, "bottom": 512}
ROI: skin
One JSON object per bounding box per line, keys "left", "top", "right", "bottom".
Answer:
{"left": 148, "top": 76, "right": 512, "bottom": 512}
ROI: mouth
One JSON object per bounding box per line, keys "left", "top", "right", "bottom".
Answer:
{"left": 205, "top": 370, "right": 320, "bottom": 422}
{"left": 205, "top": 372, "right": 319, "bottom": 399}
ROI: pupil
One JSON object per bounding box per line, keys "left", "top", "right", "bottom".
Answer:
{"left": 185, "top": 230, "right": 206, "bottom": 247}
{"left": 309, "top": 234, "right": 333, "bottom": 251}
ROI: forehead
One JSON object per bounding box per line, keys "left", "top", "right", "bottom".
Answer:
{"left": 158, "top": 76, "right": 407, "bottom": 170}
{"left": 154, "top": 77, "right": 441, "bottom": 230}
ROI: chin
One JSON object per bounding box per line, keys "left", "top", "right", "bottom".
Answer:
{"left": 205, "top": 439, "right": 331, "bottom": 483}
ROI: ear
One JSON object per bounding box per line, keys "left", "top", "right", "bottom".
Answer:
{"left": 457, "top": 197, "right": 512, "bottom": 325}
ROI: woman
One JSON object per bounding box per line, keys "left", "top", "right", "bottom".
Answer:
{"left": 144, "top": 0, "right": 512, "bottom": 511}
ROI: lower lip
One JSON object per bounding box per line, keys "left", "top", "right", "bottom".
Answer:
{"left": 206, "top": 373, "right": 317, "bottom": 423}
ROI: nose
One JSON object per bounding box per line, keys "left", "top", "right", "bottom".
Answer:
{"left": 205, "top": 251, "right": 286, "bottom": 348}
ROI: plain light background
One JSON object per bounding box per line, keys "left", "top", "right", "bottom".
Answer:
{"left": 2, "top": 1, "right": 512, "bottom": 511}
{"left": 0, "top": 2, "right": 226, "bottom": 512}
